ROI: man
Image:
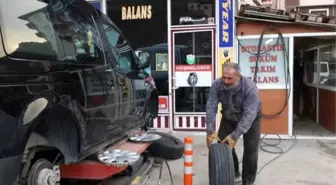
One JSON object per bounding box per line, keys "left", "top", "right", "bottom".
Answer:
{"left": 205, "top": 62, "right": 261, "bottom": 185}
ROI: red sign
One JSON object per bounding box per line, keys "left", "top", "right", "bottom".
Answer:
{"left": 175, "top": 64, "right": 212, "bottom": 72}
{"left": 158, "top": 96, "right": 169, "bottom": 113}
{"left": 159, "top": 97, "right": 167, "bottom": 109}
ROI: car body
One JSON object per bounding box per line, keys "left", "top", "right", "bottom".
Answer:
{"left": 0, "top": 0, "right": 158, "bottom": 184}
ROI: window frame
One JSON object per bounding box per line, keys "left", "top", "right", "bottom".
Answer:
{"left": 101, "top": 22, "right": 140, "bottom": 72}
{"left": 302, "top": 44, "right": 336, "bottom": 92}
{"left": 308, "top": 8, "right": 329, "bottom": 16}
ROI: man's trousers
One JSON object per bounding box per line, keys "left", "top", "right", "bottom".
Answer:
{"left": 217, "top": 116, "right": 261, "bottom": 184}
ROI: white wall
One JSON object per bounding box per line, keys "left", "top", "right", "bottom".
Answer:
{"left": 299, "top": 0, "right": 336, "bottom": 6}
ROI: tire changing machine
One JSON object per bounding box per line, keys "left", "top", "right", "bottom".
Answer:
{"left": 60, "top": 133, "right": 170, "bottom": 185}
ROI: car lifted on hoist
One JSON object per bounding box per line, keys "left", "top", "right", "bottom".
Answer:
{"left": 0, "top": 0, "right": 187, "bottom": 184}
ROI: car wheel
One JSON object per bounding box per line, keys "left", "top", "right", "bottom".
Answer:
{"left": 147, "top": 132, "right": 184, "bottom": 160}
{"left": 209, "top": 143, "right": 235, "bottom": 185}
{"left": 27, "top": 159, "right": 60, "bottom": 185}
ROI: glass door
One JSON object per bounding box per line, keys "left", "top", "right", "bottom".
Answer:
{"left": 171, "top": 29, "right": 215, "bottom": 130}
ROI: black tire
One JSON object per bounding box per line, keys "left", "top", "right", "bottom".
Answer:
{"left": 27, "top": 159, "right": 54, "bottom": 185}
{"left": 147, "top": 132, "right": 184, "bottom": 160}
{"left": 209, "top": 143, "right": 235, "bottom": 185}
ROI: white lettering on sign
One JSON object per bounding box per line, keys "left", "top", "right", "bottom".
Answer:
{"left": 158, "top": 96, "right": 168, "bottom": 113}
{"left": 175, "top": 64, "right": 212, "bottom": 72}
{"left": 159, "top": 104, "right": 166, "bottom": 109}
{"left": 221, "top": 0, "right": 231, "bottom": 44}
{"left": 239, "top": 38, "right": 289, "bottom": 86}
{"left": 121, "top": 5, "right": 152, "bottom": 20}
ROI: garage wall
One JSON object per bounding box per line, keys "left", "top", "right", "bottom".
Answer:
{"left": 236, "top": 20, "right": 336, "bottom": 135}
{"left": 259, "top": 90, "right": 289, "bottom": 134}
{"left": 319, "top": 89, "right": 336, "bottom": 133}
{"left": 236, "top": 21, "right": 295, "bottom": 135}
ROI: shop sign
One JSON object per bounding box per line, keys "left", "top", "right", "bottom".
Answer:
{"left": 238, "top": 38, "right": 289, "bottom": 87}
{"left": 121, "top": 5, "right": 152, "bottom": 20}
{"left": 158, "top": 96, "right": 169, "bottom": 113}
{"left": 218, "top": 47, "right": 234, "bottom": 76}
{"left": 174, "top": 64, "right": 212, "bottom": 87}
{"left": 218, "top": 0, "right": 233, "bottom": 48}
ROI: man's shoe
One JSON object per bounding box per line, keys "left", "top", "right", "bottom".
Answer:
{"left": 235, "top": 172, "right": 241, "bottom": 183}
{"left": 235, "top": 171, "right": 241, "bottom": 178}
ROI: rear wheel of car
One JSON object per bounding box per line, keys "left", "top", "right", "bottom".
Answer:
{"left": 27, "top": 159, "right": 60, "bottom": 185}
{"left": 147, "top": 132, "right": 184, "bottom": 160}
{"left": 209, "top": 143, "right": 235, "bottom": 185}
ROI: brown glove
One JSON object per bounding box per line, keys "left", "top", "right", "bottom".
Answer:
{"left": 206, "top": 132, "right": 221, "bottom": 149}
{"left": 222, "top": 135, "right": 237, "bottom": 149}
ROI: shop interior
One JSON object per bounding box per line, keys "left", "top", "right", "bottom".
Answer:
{"left": 293, "top": 36, "right": 336, "bottom": 137}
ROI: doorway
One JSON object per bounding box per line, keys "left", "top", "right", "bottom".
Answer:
{"left": 293, "top": 36, "right": 336, "bottom": 137}
{"left": 170, "top": 27, "right": 216, "bottom": 130}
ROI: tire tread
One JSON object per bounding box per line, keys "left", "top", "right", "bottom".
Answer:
{"left": 209, "top": 143, "right": 235, "bottom": 185}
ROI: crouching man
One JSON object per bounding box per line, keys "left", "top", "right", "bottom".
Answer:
{"left": 205, "top": 62, "right": 262, "bottom": 185}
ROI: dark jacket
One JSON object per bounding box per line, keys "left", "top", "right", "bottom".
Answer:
{"left": 205, "top": 76, "right": 261, "bottom": 140}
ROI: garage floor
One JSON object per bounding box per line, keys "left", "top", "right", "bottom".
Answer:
{"left": 145, "top": 132, "right": 336, "bottom": 185}
{"left": 293, "top": 118, "right": 335, "bottom": 137}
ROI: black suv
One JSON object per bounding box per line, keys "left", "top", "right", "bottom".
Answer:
{"left": 0, "top": 0, "right": 158, "bottom": 184}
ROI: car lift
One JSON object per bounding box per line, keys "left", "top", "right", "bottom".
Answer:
{"left": 59, "top": 133, "right": 174, "bottom": 185}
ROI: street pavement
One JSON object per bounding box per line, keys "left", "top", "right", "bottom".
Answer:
{"left": 146, "top": 132, "right": 336, "bottom": 185}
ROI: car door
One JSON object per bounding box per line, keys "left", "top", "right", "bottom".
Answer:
{"left": 100, "top": 21, "right": 148, "bottom": 130}
{"left": 48, "top": 4, "right": 122, "bottom": 152}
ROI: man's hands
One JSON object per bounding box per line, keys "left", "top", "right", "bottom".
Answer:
{"left": 206, "top": 132, "right": 221, "bottom": 148}
{"left": 222, "top": 135, "right": 237, "bottom": 149}
{"left": 206, "top": 132, "right": 237, "bottom": 149}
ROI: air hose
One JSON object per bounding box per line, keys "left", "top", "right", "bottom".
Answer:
{"left": 237, "top": 25, "right": 291, "bottom": 118}
{"left": 235, "top": 26, "right": 297, "bottom": 184}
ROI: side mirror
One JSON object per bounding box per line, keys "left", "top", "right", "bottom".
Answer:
{"left": 138, "top": 52, "right": 150, "bottom": 69}
{"left": 22, "top": 98, "right": 48, "bottom": 125}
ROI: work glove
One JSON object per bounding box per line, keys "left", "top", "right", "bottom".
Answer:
{"left": 206, "top": 131, "right": 221, "bottom": 149}
{"left": 222, "top": 135, "right": 237, "bottom": 149}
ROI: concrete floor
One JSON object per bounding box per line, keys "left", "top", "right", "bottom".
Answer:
{"left": 293, "top": 117, "right": 336, "bottom": 137}
{"left": 146, "top": 132, "right": 336, "bottom": 185}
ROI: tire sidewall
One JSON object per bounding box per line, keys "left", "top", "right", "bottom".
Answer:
{"left": 147, "top": 132, "right": 185, "bottom": 160}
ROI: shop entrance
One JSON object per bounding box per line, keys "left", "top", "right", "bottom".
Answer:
{"left": 293, "top": 35, "right": 336, "bottom": 137}
{"left": 170, "top": 28, "right": 215, "bottom": 130}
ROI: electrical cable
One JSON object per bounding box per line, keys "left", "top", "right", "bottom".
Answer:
{"left": 165, "top": 160, "right": 175, "bottom": 185}
{"left": 234, "top": 26, "right": 298, "bottom": 184}
{"left": 157, "top": 160, "right": 175, "bottom": 185}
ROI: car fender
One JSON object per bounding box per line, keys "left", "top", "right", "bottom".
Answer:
{"left": 31, "top": 105, "right": 80, "bottom": 164}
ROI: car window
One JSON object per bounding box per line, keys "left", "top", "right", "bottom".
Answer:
{"left": 101, "top": 23, "right": 138, "bottom": 73}
{"left": 0, "top": 0, "right": 104, "bottom": 65}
